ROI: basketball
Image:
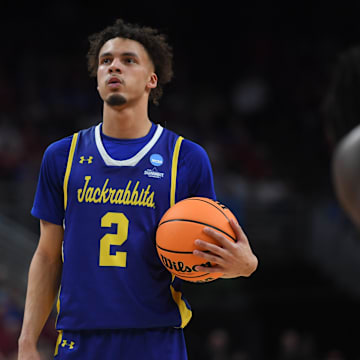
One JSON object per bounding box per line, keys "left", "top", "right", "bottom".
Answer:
{"left": 156, "top": 197, "right": 237, "bottom": 283}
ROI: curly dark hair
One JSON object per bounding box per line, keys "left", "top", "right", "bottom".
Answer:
{"left": 322, "top": 46, "right": 360, "bottom": 147}
{"left": 87, "top": 18, "right": 173, "bottom": 105}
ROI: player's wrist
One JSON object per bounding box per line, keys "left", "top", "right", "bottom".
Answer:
{"left": 18, "top": 334, "right": 38, "bottom": 350}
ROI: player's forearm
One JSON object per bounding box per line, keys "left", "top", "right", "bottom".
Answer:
{"left": 18, "top": 248, "right": 62, "bottom": 348}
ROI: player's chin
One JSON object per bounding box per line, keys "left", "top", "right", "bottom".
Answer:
{"left": 105, "top": 93, "right": 127, "bottom": 107}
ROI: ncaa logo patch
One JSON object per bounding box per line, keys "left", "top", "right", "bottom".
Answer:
{"left": 150, "top": 154, "right": 163, "bottom": 167}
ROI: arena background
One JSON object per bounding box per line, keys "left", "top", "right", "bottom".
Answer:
{"left": 1, "top": 2, "right": 360, "bottom": 359}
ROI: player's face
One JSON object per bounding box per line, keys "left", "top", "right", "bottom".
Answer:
{"left": 96, "top": 37, "right": 157, "bottom": 107}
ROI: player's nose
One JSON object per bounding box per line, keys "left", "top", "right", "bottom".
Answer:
{"left": 109, "top": 58, "right": 122, "bottom": 73}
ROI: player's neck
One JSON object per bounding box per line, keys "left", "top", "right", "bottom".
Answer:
{"left": 102, "top": 103, "right": 152, "bottom": 139}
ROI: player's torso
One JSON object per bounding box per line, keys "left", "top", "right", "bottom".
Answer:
{"left": 58, "top": 124, "right": 186, "bottom": 330}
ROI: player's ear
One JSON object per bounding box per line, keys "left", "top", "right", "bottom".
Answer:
{"left": 147, "top": 73, "right": 158, "bottom": 89}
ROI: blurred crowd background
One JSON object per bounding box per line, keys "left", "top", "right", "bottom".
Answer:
{"left": 2, "top": 2, "right": 360, "bottom": 359}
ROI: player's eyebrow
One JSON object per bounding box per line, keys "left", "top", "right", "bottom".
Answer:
{"left": 121, "top": 52, "right": 140, "bottom": 58}
{"left": 99, "top": 51, "right": 140, "bottom": 59}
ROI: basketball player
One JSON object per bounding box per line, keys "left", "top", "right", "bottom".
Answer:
{"left": 323, "top": 46, "right": 360, "bottom": 227}
{"left": 18, "top": 19, "right": 258, "bottom": 360}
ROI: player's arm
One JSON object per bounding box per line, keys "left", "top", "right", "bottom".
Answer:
{"left": 180, "top": 139, "right": 258, "bottom": 278}
{"left": 18, "top": 220, "right": 63, "bottom": 359}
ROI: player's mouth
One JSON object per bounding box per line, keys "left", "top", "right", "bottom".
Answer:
{"left": 107, "top": 76, "right": 124, "bottom": 88}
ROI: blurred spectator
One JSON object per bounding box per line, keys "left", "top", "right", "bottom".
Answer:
{"left": 0, "top": 287, "right": 21, "bottom": 357}
{"left": 324, "top": 349, "right": 346, "bottom": 360}
{"left": 276, "top": 328, "right": 317, "bottom": 360}
{"left": 232, "top": 73, "right": 269, "bottom": 116}
{"left": 230, "top": 349, "right": 251, "bottom": 360}
{"left": 205, "top": 328, "right": 231, "bottom": 360}
{"left": 0, "top": 118, "right": 24, "bottom": 180}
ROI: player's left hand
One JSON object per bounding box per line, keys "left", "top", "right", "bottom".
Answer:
{"left": 193, "top": 219, "right": 258, "bottom": 278}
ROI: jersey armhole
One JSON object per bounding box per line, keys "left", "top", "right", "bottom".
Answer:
{"left": 63, "top": 133, "right": 79, "bottom": 210}
{"left": 170, "top": 136, "right": 184, "bottom": 207}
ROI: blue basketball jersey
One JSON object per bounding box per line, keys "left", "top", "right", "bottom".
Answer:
{"left": 31, "top": 122, "right": 216, "bottom": 331}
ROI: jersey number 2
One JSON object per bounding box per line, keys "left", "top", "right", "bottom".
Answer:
{"left": 99, "top": 212, "right": 129, "bottom": 267}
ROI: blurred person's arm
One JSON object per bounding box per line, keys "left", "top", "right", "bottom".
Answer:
{"left": 18, "top": 220, "right": 63, "bottom": 359}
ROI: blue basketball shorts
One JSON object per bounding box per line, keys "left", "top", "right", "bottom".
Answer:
{"left": 54, "top": 327, "right": 188, "bottom": 360}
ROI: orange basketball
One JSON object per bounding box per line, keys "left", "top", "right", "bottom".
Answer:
{"left": 156, "top": 197, "right": 237, "bottom": 283}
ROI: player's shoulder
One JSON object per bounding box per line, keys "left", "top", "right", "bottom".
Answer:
{"left": 44, "top": 125, "right": 96, "bottom": 157}
{"left": 161, "top": 126, "right": 209, "bottom": 157}
{"left": 44, "top": 134, "right": 74, "bottom": 159}
{"left": 181, "top": 137, "right": 208, "bottom": 154}
{"left": 179, "top": 136, "right": 210, "bottom": 163}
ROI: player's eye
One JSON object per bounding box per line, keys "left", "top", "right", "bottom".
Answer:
{"left": 123, "top": 57, "right": 136, "bottom": 64}
{"left": 100, "top": 58, "right": 111, "bottom": 65}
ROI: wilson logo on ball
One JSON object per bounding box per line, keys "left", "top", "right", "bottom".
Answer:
{"left": 159, "top": 254, "right": 212, "bottom": 273}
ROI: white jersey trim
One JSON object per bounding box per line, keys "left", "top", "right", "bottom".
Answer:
{"left": 95, "top": 123, "right": 164, "bottom": 167}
